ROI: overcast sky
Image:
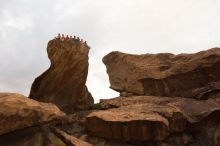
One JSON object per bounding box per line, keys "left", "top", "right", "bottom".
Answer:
{"left": 1, "top": 0, "right": 220, "bottom": 102}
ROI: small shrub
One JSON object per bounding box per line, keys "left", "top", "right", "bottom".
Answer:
{"left": 92, "top": 103, "right": 102, "bottom": 110}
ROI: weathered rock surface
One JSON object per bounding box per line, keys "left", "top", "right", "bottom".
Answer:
{"left": 0, "top": 126, "right": 46, "bottom": 146}
{"left": 0, "top": 125, "right": 67, "bottom": 146}
{"left": 86, "top": 96, "right": 220, "bottom": 143}
{"left": 29, "top": 39, "right": 94, "bottom": 114}
{"left": 51, "top": 126, "right": 93, "bottom": 146}
{"left": 0, "top": 93, "right": 65, "bottom": 135}
{"left": 103, "top": 48, "right": 220, "bottom": 98}
{"left": 53, "top": 111, "right": 133, "bottom": 146}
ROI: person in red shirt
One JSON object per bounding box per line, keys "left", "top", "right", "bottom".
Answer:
{"left": 66, "top": 35, "right": 70, "bottom": 41}
{"left": 77, "top": 37, "right": 80, "bottom": 42}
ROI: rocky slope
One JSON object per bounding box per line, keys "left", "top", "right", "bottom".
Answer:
{"left": 29, "top": 39, "right": 94, "bottom": 114}
{"left": 103, "top": 48, "right": 220, "bottom": 98}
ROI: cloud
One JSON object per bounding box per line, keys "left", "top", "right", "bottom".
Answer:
{"left": 1, "top": 0, "right": 220, "bottom": 102}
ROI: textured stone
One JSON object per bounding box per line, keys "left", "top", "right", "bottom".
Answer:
{"left": 29, "top": 39, "right": 94, "bottom": 114}
{"left": 51, "top": 126, "right": 93, "bottom": 146}
{"left": 0, "top": 93, "right": 65, "bottom": 136}
{"left": 103, "top": 48, "right": 220, "bottom": 98}
{"left": 86, "top": 96, "right": 220, "bottom": 142}
{"left": 0, "top": 126, "right": 46, "bottom": 146}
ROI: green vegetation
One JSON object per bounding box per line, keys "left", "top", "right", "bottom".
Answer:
{"left": 92, "top": 103, "right": 102, "bottom": 110}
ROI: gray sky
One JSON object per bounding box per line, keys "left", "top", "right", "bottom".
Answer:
{"left": 1, "top": 0, "right": 220, "bottom": 102}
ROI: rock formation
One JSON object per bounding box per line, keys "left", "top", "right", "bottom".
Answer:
{"left": 1, "top": 43, "right": 220, "bottom": 146}
{"left": 83, "top": 47, "right": 220, "bottom": 146}
{"left": 0, "top": 93, "right": 94, "bottom": 146}
{"left": 103, "top": 48, "right": 220, "bottom": 98}
{"left": 86, "top": 96, "right": 220, "bottom": 145}
{"left": 0, "top": 93, "right": 65, "bottom": 135}
{"left": 51, "top": 126, "right": 92, "bottom": 146}
{"left": 29, "top": 39, "right": 94, "bottom": 114}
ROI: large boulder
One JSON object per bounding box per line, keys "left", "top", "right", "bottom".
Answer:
{"left": 86, "top": 96, "right": 220, "bottom": 143}
{"left": 103, "top": 48, "right": 220, "bottom": 98}
{"left": 0, "top": 93, "right": 65, "bottom": 136}
{"left": 29, "top": 39, "right": 94, "bottom": 114}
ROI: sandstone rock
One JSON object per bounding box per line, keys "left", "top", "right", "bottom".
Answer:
{"left": 52, "top": 111, "right": 133, "bottom": 146}
{"left": 166, "top": 133, "right": 193, "bottom": 146}
{"left": 0, "top": 93, "right": 65, "bottom": 135}
{"left": 103, "top": 48, "right": 220, "bottom": 98}
{"left": 0, "top": 126, "right": 46, "bottom": 146}
{"left": 190, "top": 124, "right": 220, "bottom": 146}
{"left": 29, "top": 39, "right": 94, "bottom": 114}
{"left": 0, "top": 125, "right": 67, "bottom": 146}
{"left": 86, "top": 96, "right": 220, "bottom": 142}
{"left": 196, "top": 81, "right": 220, "bottom": 99}
{"left": 51, "top": 126, "right": 92, "bottom": 146}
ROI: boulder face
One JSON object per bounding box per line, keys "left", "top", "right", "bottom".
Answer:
{"left": 0, "top": 93, "right": 65, "bottom": 136}
{"left": 86, "top": 96, "right": 220, "bottom": 143}
{"left": 29, "top": 39, "right": 94, "bottom": 114}
{"left": 103, "top": 48, "right": 220, "bottom": 98}
{"left": 51, "top": 126, "right": 92, "bottom": 146}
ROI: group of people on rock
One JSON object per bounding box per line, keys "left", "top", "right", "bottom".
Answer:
{"left": 55, "top": 33, "right": 87, "bottom": 45}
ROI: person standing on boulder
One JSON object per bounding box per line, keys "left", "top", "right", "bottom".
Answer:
{"left": 65, "top": 35, "right": 70, "bottom": 41}
{"left": 77, "top": 37, "right": 80, "bottom": 42}
{"left": 61, "top": 34, "right": 65, "bottom": 41}
{"left": 70, "top": 36, "right": 73, "bottom": 41}
{"left": 57, "top": 33, "right": 61, "bottom": 40}
{"left": 72, "top": 36, "right": 76, "bottom": 43}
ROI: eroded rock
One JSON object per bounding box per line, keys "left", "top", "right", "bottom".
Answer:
{"left": 51, "top": 126, "right": 93, "bottom": 146}
{"left": 0, "top": 93, "right": 65, "bottom": 135}
{"left": 29, "top": 39, "right": 94, "bottom": 114}
{"left": 0, "top": 125, "right": 67, "bottom": 146}
{"left": 103, "top": 48, "right": 220, "bottom": 98}
{"left": 86, "top": 96, "right": 220, "bottom": 142}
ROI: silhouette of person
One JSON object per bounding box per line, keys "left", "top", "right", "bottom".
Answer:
{"left": 57, "top": 33, "right": 61, "bottom": 40}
